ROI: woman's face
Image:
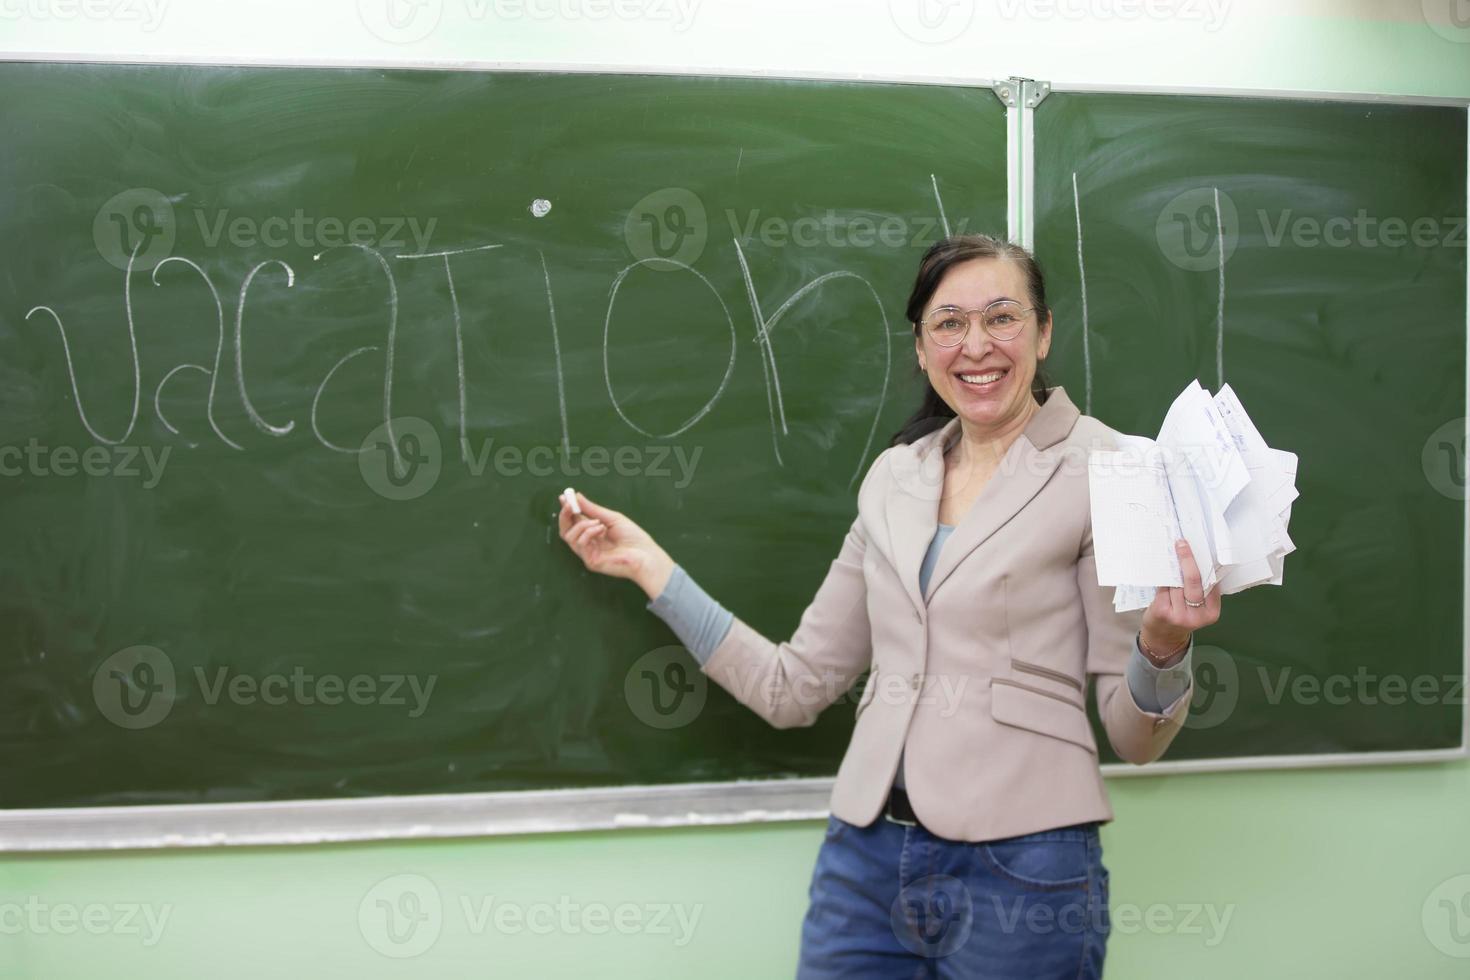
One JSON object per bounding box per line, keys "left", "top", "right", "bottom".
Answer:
{"left": 913, "top": 257, "right": 1052, "bottom": 435}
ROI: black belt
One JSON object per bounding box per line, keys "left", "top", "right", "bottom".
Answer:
{"left": 883, "top": 786, "right": 931, "bottom": 833}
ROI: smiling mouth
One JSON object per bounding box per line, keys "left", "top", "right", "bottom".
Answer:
{"left": 955, "top": 369, "right": 1008, "bottom": 391}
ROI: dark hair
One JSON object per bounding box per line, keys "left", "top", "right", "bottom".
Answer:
{"left": 887, "top": 234, "right": 1054, "bottom": 447}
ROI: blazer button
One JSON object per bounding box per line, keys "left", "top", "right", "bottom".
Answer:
{"left": 910, "top": 673, "right": 921, "bottom": 689}
{"left": 913, "top": 608, "right": 923, "bottom": 623}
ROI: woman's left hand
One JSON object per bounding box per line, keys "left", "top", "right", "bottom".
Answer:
{"left": 1140, "top": 538, "right": 1221, "bottom": 655}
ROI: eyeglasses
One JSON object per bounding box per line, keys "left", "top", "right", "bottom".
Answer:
{"left": 919, "top": 300, "right": 1036, "bottom": 348}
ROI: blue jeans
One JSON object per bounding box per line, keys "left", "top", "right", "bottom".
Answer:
{"left": 797, "top": 814, "right": 1110, "bottom": 978}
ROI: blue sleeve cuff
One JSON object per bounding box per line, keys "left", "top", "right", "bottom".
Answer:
{"left": 1126, "top": 634, "right": 1194, "bottom": 714}
{"left": 645, "top": 564, "right": 735, "bottom": 666}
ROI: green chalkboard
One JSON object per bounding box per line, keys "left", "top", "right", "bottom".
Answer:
{"left": 0, "top": 62, "right": 1007, "bottom": 808}
{"left": 1034, "top": 93, "right": 1467, "bottom": 760}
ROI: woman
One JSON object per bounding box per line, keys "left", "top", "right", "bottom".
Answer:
{"left": 557, "top": 235, "right": 1219, "bottom": 977}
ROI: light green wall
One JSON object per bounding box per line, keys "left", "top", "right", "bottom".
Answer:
{"left": 6, "top": 759, "right": 1470, "bottom": 976}
{"left": 3, "top": 2, "right": 1468, "bottom": 976}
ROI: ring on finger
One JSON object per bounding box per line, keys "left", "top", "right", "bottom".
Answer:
{"left": 1184, "top": 597, "right": 1205, "bottom": 608}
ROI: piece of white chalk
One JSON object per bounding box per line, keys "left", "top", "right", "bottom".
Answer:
{"left": 562, "top": 487, "right": 583, "bottom": 515}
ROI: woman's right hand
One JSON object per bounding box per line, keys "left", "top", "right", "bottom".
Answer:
{"left": 557, "top": 491, "right": 675, "bottom": 599}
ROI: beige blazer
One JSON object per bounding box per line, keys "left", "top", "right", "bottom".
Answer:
{"left": 699, "top": 385, "right": 1191, "bottom": 842}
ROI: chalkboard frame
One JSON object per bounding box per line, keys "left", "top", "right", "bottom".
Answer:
{"left": 1017, "top": 81, "right": 1470, "bottom": 774}
{"left": 0, "top": 56, "right": 1464, "bottom": 850}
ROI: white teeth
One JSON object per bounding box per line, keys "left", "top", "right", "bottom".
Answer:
{"left": 960, "top": 371, "right": 1005, "bottom": 385}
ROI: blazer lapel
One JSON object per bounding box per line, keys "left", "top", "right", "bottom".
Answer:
{"left": 884, "top": 387, "right": 1082, "bottom": 615}
{"left": 884, "top": 415, "right": 960, "bottom": 615}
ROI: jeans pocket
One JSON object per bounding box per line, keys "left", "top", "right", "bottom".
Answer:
{"left": 823, "top": 814, "right": 848, "bottom": 844}
{"left": 979, "top": 832, "right": 1091, "bottom": 891}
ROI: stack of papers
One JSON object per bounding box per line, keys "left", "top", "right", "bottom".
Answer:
{"left": 1088, "top": 379, "right": 1299, "bottom": 613}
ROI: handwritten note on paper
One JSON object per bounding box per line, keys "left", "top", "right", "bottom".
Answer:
{"left": 1089, "top": 380, "right": 1298, "bottom": 612}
